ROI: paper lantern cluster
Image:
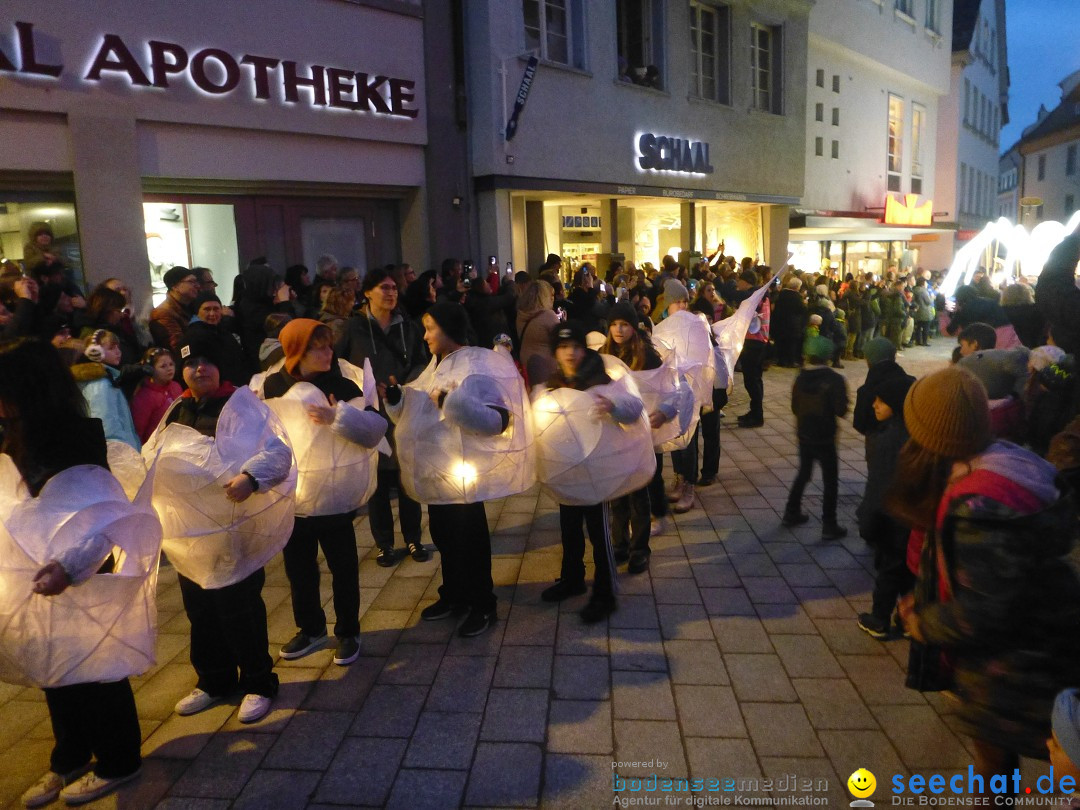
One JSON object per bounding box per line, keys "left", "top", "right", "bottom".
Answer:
{"left": 142, "top": 386, "right": 297, "bottom": 590}
{"left": 531, "top": 356, "right": 656, "bottom": 505}
{"left": 653, "top": 309, "right": 717, "bottom": 408}
{"left": 251, "top": 360, "right": 382, "bottom": 517}
{"left": 0, "top": 458, "right": 163, "bottom": 688}
{"left": 394, "top": 348, "right": 535, "bottom": 504}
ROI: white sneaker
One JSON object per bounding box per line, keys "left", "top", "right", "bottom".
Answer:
{"left": 174, "top": 688, "right": 223, "bottom": 716}
{"left": 60, "top": 770, "right": 140, "bottom": 805}
{"left": 650, "top": 516, "right": 669, "bottom": 535}
{"left": 22, "top": 771, "right": 64, "bottom": 808}
{"left": 237, "top": 693, "right": 273, "bottom": 724}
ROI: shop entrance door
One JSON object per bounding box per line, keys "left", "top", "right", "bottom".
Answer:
{"left": 300, "top": 217, "right": 368, "bottom": 274}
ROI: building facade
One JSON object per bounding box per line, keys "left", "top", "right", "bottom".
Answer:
{"left": 997, "top": 144, "right": 1021, "bottom": 221}
{"left": 792, "top": 0, "right": 954, "bottom": 278}
{"left": 460, "top": 0, "right": 813, "bottom": 277}
{"left": 921, "top": 0, "right": 1008, "bottom": 270}
{"left": 0, "top": 1, "right": 429, "bottom": 311}
{"left": 1015, "top": 70, "right": 1080, "bottom": 225}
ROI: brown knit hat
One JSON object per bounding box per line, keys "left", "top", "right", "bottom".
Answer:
{"left": 903, "top": 366, "right": 992, "bottom": 458}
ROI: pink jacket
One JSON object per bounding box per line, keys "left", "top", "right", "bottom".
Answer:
{"left": 131, "top": 379, "right": 183, "bottom": 443}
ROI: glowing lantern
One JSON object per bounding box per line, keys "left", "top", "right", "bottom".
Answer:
{"left": 600, "top": 353, "right": 687, "bottom": 452}
{"left": 531, "top": 357, "right": 656, "bottom": 505}
{"left": 393, "top": 348, "right": 535, "bottom": 504}
{"left": 141, "top": 386, "right": 297, "bottom": 590}
{"left": 107, "top": 440, "right": 147, "bottom": 501}
{"left": 250, "top": 360, "right": 383, "bottom": 517}
{"left": 712, "top": 271, "right": 779, "bottom": 388}
{"left": 0, "top": 457, "right": 163, "bottom": 687}
{"left": 652, "top": 309, "right": 716, "bottom": 408}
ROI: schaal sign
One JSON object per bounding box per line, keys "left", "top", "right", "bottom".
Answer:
{"left": 0, "top": 21, "right": 419, "bottom": 118}
{"left": 637, "top": 133, "right": 714, "bottom": 174}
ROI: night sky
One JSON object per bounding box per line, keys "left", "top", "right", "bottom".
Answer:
{"left": 999, "top": 0, "right": 1080, "bottom": 150}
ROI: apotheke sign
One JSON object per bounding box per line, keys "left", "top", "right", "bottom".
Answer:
{"left": 637, "top": 132, "right": 714, "bottom": 175}
{"left": 0, "top": 21, "right": 419, "bottom": 118}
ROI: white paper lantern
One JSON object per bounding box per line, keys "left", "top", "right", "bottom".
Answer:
{"left": 0, "top": 457, "right": 163, "bottom": 688}
{"left": 711, "top": 271, "right": 780, "bottom": 390}
{"left": 599, "top": 353, "right": 684, "bottom": 452}
{"left": 142, "top": 386, "right": 298, "bottom": 590}
{"left": 106, "top": 440, "right": 147, "bottom": 501}
{"left": 531, "top": 361, "right": 656, "bottom": 505}
{"left": 250, "top": 360, "right": 382, "bottom": 517}
{"left": 394, "top": 348, "right": 535, "bottom": 504}
{"left": 652, "top": 309, "right": 717, "bottom": 408}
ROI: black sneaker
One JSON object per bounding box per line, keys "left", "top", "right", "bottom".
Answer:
{"left": 627, "top": 554, "right": 650, "bottom": 575}
{"left": 333, "top": 636, "right": 361, "bottom": 666}
{"left": 421, "top": 598, "right": 464, "bottom": 621}
{"left": 279, "top": 631, "right": 328, "bottom": 660}
{"left": 821, "top": 524, "right": 848, "bottom": 540}
{"left": 408, "top": 542, "right": 430, "bottom": 562}
{"left": 857, "top": 613, "right": 891, "bottom": 639}
{"left": 458, "top": 608, "right": 496, "bottom": 637}
{"left": 613, "top": 547, "right": 630, "bottom": 564}
{"left": 541, "top": 579, "right": 588, "bottom": 603}
{"left": 580, "top": 597, "right": 617, "bottom": 624}
{"left": 737, "top": 415, "right": 764, "bottom": 428}
{"left": 376, "top": 548, "right": 397, "bottom": 567}
{"left": 697, "top": 476, "right": 717, "bottom": 487}
{"left": 781, "top": 512, "right": 810, "bottom": 527}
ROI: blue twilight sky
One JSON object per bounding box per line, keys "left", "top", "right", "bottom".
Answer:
{"left": 999, "top": 0, "right": 1080, "bottom": 150}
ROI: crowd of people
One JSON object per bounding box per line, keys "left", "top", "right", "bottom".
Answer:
{"left": 2, "top": 221, "right": 1080, "bottom": 807}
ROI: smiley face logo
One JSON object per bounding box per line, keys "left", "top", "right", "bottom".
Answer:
{"left": 847, "top": 769, "right": 877, "bottom": 799}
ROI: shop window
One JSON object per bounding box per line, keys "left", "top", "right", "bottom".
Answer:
{"left": 831, "top": 107, "right": 840, "bottom": 126}
{"left": 815, "top": 103, "right": 823, "bottom": 122}
{"left": 925, "top": 0, "right": 940, "bottom": 33}
{"left": 964, "top": 78, "right": 971, "bottom": 126}
{"left": 689, "top": 1, "right": 731, "bottom": 105}
{"left": 617, "top": 0, "right": 664, "bottom": 88}
{"left": 1038, "top": 154, "right": 1046, "bottom": 181}
{"left": 815, "top": 136, "right": 823, "bottom": 157}
{"left": 0, "top": 201, "right": 83, "bottom": 288}
{"left": 144, "top": 202, "right": 239, "bottom": 307}
{"left": 911, "top": 102, "right": 925, "bottom": 191}
{"left": 831, "top": 140, "right": 839, "bottom": 159}
{"left": 1067, "top": 144, "right": 1078, "bottom": 176}
{"left": 524, "top": 0, "right": 584, "bottom": 68}
{"left": 887, "top": 93, "right": 903, "bottom": 192}
{"left": 750, "top": 22, "right": 782, "bottom": 114}
{"left": 815, "top": 68, "right": 824, "bottom": 88}
{"left": 895, "top": 0, "right": 914, "bottom": 17}
{"left": 832, "top": 74, "right": 840, "bottom": 93}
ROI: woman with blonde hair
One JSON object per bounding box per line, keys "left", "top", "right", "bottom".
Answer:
{"left": 516, "top": 278, "right": 559, "bottom": 386}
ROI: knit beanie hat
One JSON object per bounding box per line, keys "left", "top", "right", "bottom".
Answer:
{"left": 864, "top": 337, "right": 896, "bottom": 366}
{"left": 1052, "top": 689, "right": 1080, "bottom": 769}
{"left": 163, "top": 265, "right": 194, "bottom": 290}
{"left": 551, "top": 319, "right": 588, "bottom": 353}
{"left": 803, "top": 335, "right": 834, "bottom": 362}
{"left": 194, "top": 291, "right": 222, "bottom": 309}
{"left": 874, "top": 376, "right": 914, "bottom": 416}
{"left": 608, "top": 301, "right": 642, "bottom": 329}
{"left": 279, "top": 318, "right": 328, "bottom": 375}
{"left": 663, "top": 278, "right": 689, "bottom": 304}
{"left": 178, "top": 333, "right": 223, "bottom": 370}
{"left": 903, "top": 366, "right": 992, "bottom": 458}
{"left": 424, "top": 301, "right": 470, "bottom": 347}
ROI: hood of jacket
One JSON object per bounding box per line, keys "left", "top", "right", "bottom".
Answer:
{"left": 964, "top": 440, "right": 1060, "bottom": 506}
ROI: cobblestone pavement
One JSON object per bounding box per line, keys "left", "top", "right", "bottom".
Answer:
{"left": 0, "top": 340, "right": 1053, "bottom": 809}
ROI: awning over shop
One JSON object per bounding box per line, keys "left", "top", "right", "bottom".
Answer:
{"left": 789, "top": 212, "right": 957, "bottom": 242}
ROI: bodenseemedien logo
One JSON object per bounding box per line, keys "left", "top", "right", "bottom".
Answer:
{"left": 848, "top": 768, "right": 877, "bottom": 807}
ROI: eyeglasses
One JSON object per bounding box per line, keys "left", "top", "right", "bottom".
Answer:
{"left": 376, "top": 284, "right": 398, "bottom": 293}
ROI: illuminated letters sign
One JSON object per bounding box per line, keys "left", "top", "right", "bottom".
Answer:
{"left": 0, "top": 21, "right": 419, "bottom": 118}
{"left": 883, "top": 193, "right": 933, "bottom": 227}
{"left": 637, "top": 133, "right": 714, "bottom": 175}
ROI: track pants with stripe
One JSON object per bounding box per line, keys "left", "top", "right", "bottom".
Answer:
{"left": 558, "top": 502, "right": 617, "bottom": 600}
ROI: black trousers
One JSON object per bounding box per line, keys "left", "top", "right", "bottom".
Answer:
{"left": 558, "top": 503, "right": 616, "bottom": 600}
{"left": 775, "top": 333, "right": 803, "bottom": 367}
{"left": 283, "top": 512, "right": 360, "bottom": 638}
{"left": 368, "top": 467, "right": 423, "bottom": 551}
{"left": 178, "top": 568, "right": 278, "bottom": 698}
{"left": 671, "top": 423, "right": 700, "bottom": 485}
{"left": 784, "top": 442, "right": 839, "bottom": 524}
{"left": 428, "top": 502, "right": 496, "bottom": 613}
{"left": 739, "top": 339, "right": 767, "bottom": 419}
{"left": 610, "top": 485, "right": 651, "bottom": 559}
{"left": 869, "top": 516, "right": 916, "bottom": 620}
{"left": 44, "top": 680, "right": 141, "bottom": 779}
{"left": 913, "top": 320, "right": 932, "bottom": 346}
{"left": 699, "top": 388, "right": 728, "bottom": 479}
{"left": 647, "top": 454, "right": 667, "bottom": 518}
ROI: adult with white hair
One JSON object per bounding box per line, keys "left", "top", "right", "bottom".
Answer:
{"left": 772, "top": 275, "right": 807, "bottom": 368}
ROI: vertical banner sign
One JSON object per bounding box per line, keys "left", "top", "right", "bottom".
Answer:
{"left": 504, "top": 55, "right": 539, "bottom": 142}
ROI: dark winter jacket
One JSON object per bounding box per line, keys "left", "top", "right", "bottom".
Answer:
{"left": 915, "top": 443, "right": 1080, "bottom": 758}
{"left": 855, "top": 416, "right": 908, "bottom": 536}
{"left": 791, "top": 365, "right": 848, "bottom": 445}
{"left": 9, "top": 416, "right": 108, "bottom": 498}
{"left": 772, "top": 288, "right": 807, "bottom": 339}
{"left": 853, "top": 360, "right": 915, "bottom": 436}
{"left": 545, "top": 349, "right": 611, "bottom": 392}
{"left": 946, "top": 287, "right": 1009, "bottom": 334}
{"left": 1035, "top": 237, "right": 1080, "bottom": 355}
{"left": 1002, "top": 303, "right": 1047, "bottom": 349}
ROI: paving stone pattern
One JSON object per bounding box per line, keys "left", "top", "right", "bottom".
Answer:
{"left": 0, "top": 343, "right": 1053, "bottom": 808}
